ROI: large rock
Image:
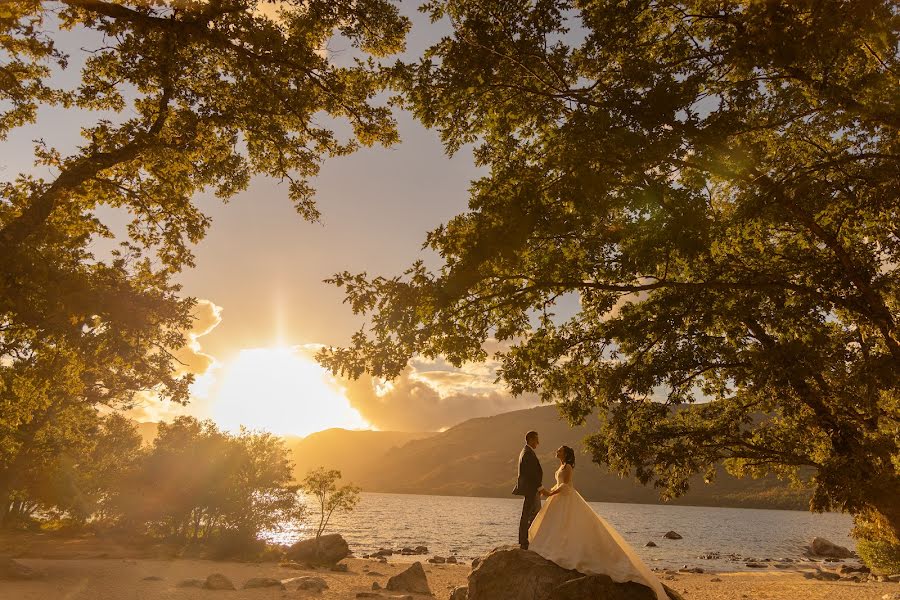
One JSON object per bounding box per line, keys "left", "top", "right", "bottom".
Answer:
{"left": 286, "top": 533, "right": 351, "bottom": 565}
{"left": 466, "top": 546, "right": 679, "bottom": 600}
{"left": 0, "top": 558, "right": 38, "bottom": 580}
{"left": 450, "top": 587, "right": 468, "bottom": 600}
{"left": 808, "top": 537, "right": 853, "bottom": 559}
{"left": 467, "top": 547, "right": 580, "bottom": 600}
{"left": 283, "top": 575, "right": 329, "bottom": 592}
{"left": 243, "top": 577, "right": 285, "bottom": 589}
{"left": 549, "top": 575, "right": 679, "bottom": 600}
{"left": 386, "top": 561, "right": 432, "bottom": 594}
{"left": 203, "top": 573, "right": 236, "bottom": 590}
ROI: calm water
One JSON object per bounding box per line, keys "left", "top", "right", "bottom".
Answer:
{"left": 266, "top": 492, "right": 856, "bottom": 572}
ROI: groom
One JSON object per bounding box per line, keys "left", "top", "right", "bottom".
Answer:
{"left": 512, "top": 430, "right": 543, "bottom": 550}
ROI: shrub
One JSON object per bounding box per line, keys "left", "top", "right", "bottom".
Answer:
{"left": 854, "top": 510, "right": 900, "bottom": 575}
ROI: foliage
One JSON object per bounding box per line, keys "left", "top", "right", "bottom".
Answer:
{"left": 300, "top": 467, "right": 360, "bottom": 540}
{"left": 855, "top": 509, "right": 900, "bottom": 574}
{"left": 319, "top": 0, "right": 900, "bottom": 538}
{"left": 116, "top": 417, "right": 306, "bottom": 544}
{"left": 1, "top": 0, "right": 408, "bottom": 525}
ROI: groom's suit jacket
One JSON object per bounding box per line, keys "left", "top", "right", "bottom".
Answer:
{"left": 512, "top": 444, "right": 543, "bottom": 496}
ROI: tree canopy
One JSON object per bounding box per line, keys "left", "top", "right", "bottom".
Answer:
{"left": 1, "top": 0, "right": 408, "bottom": 525}
{"left": 320, "top": 0, "right": 900, "bottom": 540}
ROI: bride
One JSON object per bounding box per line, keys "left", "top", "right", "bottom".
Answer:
{"left": 528, "top": 446, "right": 669, "bottom": 600}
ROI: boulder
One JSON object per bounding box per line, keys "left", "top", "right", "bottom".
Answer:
{"left": 466, "top": 546, "right": 681, "bottom": 600}
{"left": 386, "top": 561, "right": 432, "bottom": 595}
{"left": 203, "top": 573, "right": 236, "bottom": 590}
{"left": 286, "top": 533, "right": 351, "bottom": 565}
{"left": 0, "top": 558, "right": 37, "bottom": 580}
{"left": 808, "top": 537, "right": 853, "bottom": 559}
{"left": 373, "top": 581, "right": 382, "bottom": 590}
{"left": 645, "top": 542, "right": 657, "bottom": 548}
{"left": 331, "top": 562, "right": 349, "bottom": 572}
{"left": 286, "top": 576, "right": 329, "bottom": 592}
{"left": 663, "top": 531, "right": 683, "bottom": 540}
{"left": 804, "top": 570, "right": 841, "bottom": 581}
{"left": 176, "top": 579, "right": 204, "bottom": 588}
{"left": 429, "top": 556, "right": 447, "bottom": 564}
{"left": 553, "top": 575, "right": 671, "bottom": 600}
{"left": 467, "top": 546, "right": 578, "bottom": 600}
{"left": 243, "top": 577, "right": 284, "bottom": 589}
{"left": 450, "top": 587, "right": 468, "bottom": 600}
{"left": 447, "top": 556, "right": 459, "bottom": 564}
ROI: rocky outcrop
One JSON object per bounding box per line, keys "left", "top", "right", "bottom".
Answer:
{"left": 386, "top": 561, "right": 432, "bottom": 594}
{"left": 286, "top": 533, "right": 351, "bottom": 565}
{"left": 663, "top": 531, "right": 683, "bottom": 540}
{"left": 466, "top": 546, "right": 681, "bottom": 600}
{"left": 808, "top": 537, "right": 853, "bottom": 559}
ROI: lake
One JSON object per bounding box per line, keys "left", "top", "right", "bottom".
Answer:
{"left": 265, "top": 492, "right": 857, "bottom": 572}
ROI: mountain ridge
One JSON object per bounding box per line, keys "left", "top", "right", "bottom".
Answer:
{"left": 138, "top": 405, "right": 811, "bottom": 510}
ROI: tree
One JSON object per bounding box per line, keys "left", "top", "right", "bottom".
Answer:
{"left": 116, "top": 417, "right": 305, "bottom": 547}
{"left": 319, "top": 0, "right": 900, "bottom": 543}
{"left": 1, "top": 0, "right": 408, "bottom": 524}
{"left": 300, "top": 467, "right": 360, "bottom": 540}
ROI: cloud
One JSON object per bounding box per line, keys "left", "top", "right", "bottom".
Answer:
{"left": 127, "top": 299, "right": 223, "bottom": 423}
{"left": 335, "top": 343, "right": 540, "bottom": 431}
{"left": 170, "top": 299, "right": 223, "bottom": 376}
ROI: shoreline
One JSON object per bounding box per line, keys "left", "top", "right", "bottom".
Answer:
{"left": 340, "top": 489, "right": 816, "bottom": 513}
{"left": 4, "top": 529, "right": 863, "bottom": 575}
{"left": 2, "top": 555, "right": 896, "bottom": 600}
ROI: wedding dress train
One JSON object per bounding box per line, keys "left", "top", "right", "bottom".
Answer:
{"left": 528, "top": 464, "right": 669, "bottom": 600}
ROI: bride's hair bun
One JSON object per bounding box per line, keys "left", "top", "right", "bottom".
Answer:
{"left": 562, "top": 446, "right": 575, "bottom": 467}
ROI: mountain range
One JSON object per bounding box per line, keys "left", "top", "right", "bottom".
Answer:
{"left": 138, "top": 405, "right": 811, "bottom": 510}
{"left": 283, "top": 405, "right": 810, "bottom": 510}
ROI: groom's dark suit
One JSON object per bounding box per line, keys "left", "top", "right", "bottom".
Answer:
{"left": 512, "top": 443, "right": 543, "bottom": 549}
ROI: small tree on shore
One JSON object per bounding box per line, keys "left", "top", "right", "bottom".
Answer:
{"left": 300, "top": 468, "right": 360, "bottom": 540}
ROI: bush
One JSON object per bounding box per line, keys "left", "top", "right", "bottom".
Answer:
{"left": 857, "top": 537, "right": 900, "bottom": 575}
{"left": 854, "top": 510, "right": 900, "bottom": 575}
{"left": 206, "top": 530, "right": 267, "bottom": 561}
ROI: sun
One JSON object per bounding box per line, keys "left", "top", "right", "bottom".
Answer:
{"left": 212, "top": 346, "right": 370, "bottom": 437}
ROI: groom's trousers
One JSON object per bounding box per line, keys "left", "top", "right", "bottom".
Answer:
{"left": 518, "top": 491, "right": 541, "bottom": 549}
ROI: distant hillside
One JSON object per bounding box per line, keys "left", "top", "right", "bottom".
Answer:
{"left": 334, "top": 405, "right": 811, "bottom": 510}
{"left": 285, "top": 429, "right": 435, "bottom": 485}
{"left": 135, "top": 405, "right": 811, "bottom": 510}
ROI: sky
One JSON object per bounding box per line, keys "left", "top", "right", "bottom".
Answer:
{"left": 3, "top": 2, "right": 544, "bottom": 435}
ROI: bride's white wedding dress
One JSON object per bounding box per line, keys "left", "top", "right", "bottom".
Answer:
{"left": 528, "top": 464, "right": 669, "bottom": 600}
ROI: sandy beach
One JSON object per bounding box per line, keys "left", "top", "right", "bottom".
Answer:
{"left": 2, "top": 555, "right": 897, "bottom": 600}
